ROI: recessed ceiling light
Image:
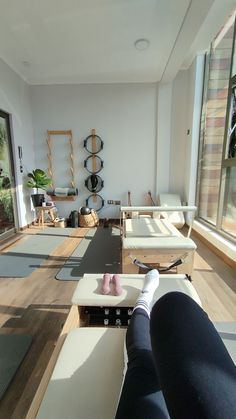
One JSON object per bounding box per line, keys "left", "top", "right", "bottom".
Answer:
{"left": 134, "top": 38, "right": 150, "bottom": 51}
{"left": 22, "top": 60, "right": 31, "bottom": 67}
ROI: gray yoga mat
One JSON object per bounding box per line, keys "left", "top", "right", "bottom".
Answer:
{"left": 0, "top": 227, "right": 75, "bottom": 278}
{"left": 0, "top": 334, "right": 32, "bottom": 399}
{"left": 36, "top": 227, "right": 76, "bottom": 237}
{"left": 56, "top": 226, "right": 121, "bottom": 281}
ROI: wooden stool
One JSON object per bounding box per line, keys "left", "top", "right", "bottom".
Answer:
{"left": 36, "top": 206, "right": 56, "bottom": 228}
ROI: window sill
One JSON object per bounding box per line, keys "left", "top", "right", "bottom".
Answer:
{"left": 193, "top": 220, "right": 236, "bottom": 265}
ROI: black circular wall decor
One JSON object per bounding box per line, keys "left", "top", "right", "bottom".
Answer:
{"left": 84, "top": 134, "right": 104, "bottom": 154}
{"left": 85, "top": 174, "right": 104, "bottom": 193}
{"left": 86, "top": 194, "right": 105, "bottom": 212}
{"left": 84, "top": 155, "right": 104, "bottom": 174}
{"left": 83, "top": 130, "right": 104, "bottom": 210}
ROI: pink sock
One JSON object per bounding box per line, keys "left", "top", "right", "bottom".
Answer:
{"left": 101, "top": 273, "right": 111, "bottom": 295}
{"left": 112, "top": 274, "right": 123, "bottom": 296}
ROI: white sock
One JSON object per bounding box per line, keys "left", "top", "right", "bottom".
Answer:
{"left": 133, "top": 269, "right": 159, "bottom": 316}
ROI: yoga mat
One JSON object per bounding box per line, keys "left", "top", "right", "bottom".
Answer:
{"left": 0, "top": 227, "right": 75, "bottom": 278}
{"left": 36, "top": 227, "right": 76, "bottom": 237}
{"left": 0, "top": 334, "right": 32, "bottom": 399}
{"left": 56, "top": 226, "right": 121, "bottom": 281}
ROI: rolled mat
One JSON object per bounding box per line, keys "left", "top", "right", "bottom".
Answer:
{"left": 46, "top": 188, "right": 78, "bottom": 196}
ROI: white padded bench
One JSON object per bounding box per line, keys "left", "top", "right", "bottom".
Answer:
{"left": 72, "top": 273, "right": 201, "bottom": 307}
{"left": 121, "top": 216, "right": 197, "bottom": 276}
{"left": 34, "top": 323, "right": 236, "bottom": 419}
{"left": 30, "top": 275, "right": 236, "bottom": 419}
{"left": 36, "top": 328, "right": 126, "bottom": 419}
{"left": 120, "top": 205, "right": 197, "bottom": 237}
{"left": 72, "top": 273, "right": 201, "bottom": 326}
{"left": 123, "top": 217, "right": 182, "bottom": 238}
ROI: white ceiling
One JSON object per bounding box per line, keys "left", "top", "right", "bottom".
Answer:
{"left": 0, "top": 0, "right": 235, "bottom": 85}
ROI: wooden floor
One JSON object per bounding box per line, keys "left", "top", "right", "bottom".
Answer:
{"left": 0, "top": 223, "right": 235, "bottom": 419}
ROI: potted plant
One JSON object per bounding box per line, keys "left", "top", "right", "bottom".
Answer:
{"left": 26, "top": 169, "right": 52, "bottom": 207}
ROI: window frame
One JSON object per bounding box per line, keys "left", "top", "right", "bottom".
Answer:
{"left": 196, "top": 15, "right": 236, "bottom": 243}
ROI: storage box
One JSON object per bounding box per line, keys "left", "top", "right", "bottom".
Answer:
{"left": 54, "top": 219, "right": 66, "bottom": 228}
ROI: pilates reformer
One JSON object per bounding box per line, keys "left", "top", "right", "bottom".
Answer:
{"left": 27, "top": 273, "right": 236, "bottom": 419}
{"left": 157, "top": 193, "right": 186, "bottom": 229}
{"left": 125, "top": 191, "right": 157, "bottom": 219}
{"left": 147, "top": 190, "right": 156, "bottom": 206}
{"left": 120, "top": 205, "right": 197, "bottom": 276}
{"left": 126, "top": 192, "right": 188, "bottom": 227}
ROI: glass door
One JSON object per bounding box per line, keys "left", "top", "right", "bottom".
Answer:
{"left": 0, "top": 110, "right": 18, "bottom": 240}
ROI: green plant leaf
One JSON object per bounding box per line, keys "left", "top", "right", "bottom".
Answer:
{"left": 26, "top": 168, "right": 52, "bottom": 192}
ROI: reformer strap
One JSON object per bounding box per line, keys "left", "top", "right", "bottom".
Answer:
{"left": 130, "top": 253, "right": 188, "bottom": 272}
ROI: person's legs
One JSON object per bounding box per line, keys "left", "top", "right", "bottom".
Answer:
{"left": 115, "top": 270, "right": 169, "bottom": 419}
{"left": 150, "top": 292, "right": 236, "bottom": 419}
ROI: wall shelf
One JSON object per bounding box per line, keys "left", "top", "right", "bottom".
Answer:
{"left": 48, "top": 196, "right": 76, "bottom": 201}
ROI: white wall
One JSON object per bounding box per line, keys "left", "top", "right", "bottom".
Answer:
{"left": 169, "top": 70, "right": 189, "bottom": 200}
{"left": 184, "top": 55, "right": 205, "bottom": 207}
{"left": 30, "top": 83, "right": 158, "bottom": 219}
{"left": 0, "top": 58, "right": 35, "bottom": 227}
{"left": 156, "top": 83, "right": 172, "bottom": 195}
{"left": 169, "top": 55, "right": 204, "bottom": 208}
{"left": 168, "top": 56, "right": 205, "bottom": 226}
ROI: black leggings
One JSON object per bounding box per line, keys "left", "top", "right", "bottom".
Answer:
{"left": 115, "top": 292, "right": 236, "bottom": 419}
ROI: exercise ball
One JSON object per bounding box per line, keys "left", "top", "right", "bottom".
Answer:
{"left": 80, "top": 206, "right": 91, "bottom": 215}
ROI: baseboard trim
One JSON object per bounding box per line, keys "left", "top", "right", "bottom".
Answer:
{"left": 192, "top": 228, "right": 236, "bottom": 271}
{"left": 0, "top": 232, "right": 23, "bottom": 251}
{"left": 20, "top": 222, "right": 34, "bottom": 231}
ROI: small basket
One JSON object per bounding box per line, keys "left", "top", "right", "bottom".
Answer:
{"left": 54, "top": 218, "right": 66, "bottom": 228}
{"left": 79, "top": 209, "right": 99, "bottom": 227}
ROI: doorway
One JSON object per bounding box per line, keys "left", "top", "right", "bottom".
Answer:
{"left": 0, "top": 110, "right": 18, "bottom": 241}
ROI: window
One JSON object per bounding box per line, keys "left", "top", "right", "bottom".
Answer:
{"left": 197, "top": 12, "right": 236, "bottom": 240}
{"left": 0, "top": 110, "right": 17, "bottom": 239}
